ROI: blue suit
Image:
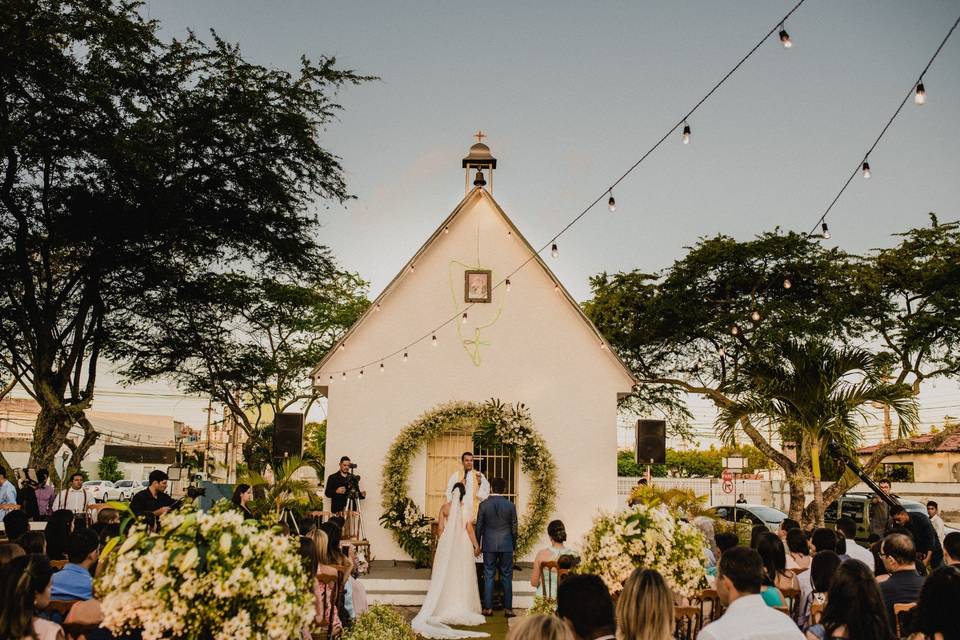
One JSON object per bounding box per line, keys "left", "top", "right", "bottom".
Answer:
{"left": 475, "top": 495, "right": 518, "bottom": 610}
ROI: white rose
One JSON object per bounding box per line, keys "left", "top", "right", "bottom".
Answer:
{"left": 220, "top": 533, "right": 232, "bottom": 553}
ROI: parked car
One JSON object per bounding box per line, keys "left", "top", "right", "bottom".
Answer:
{"left": 83, "top": 480, "right": 123, "bottom": 502}
{"left": 112, "top": 479, "right": 146, "bottom": 501}
{"left": 823, "top": 492, "right": 930, "bottom": 543}
{"left": 705, "top": 504, "right": 788, "bottom": 532}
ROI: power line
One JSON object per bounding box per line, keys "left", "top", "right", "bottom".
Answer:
{"left": 326, "top": 0, "right": 810, "bottom": 377}
{"left": 808, "top": 12, "right": 960, "bottom": 237}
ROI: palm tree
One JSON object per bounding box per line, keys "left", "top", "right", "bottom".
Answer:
{"left": 716, "top": 341, "right": 918, "bottom": 526}
{"left": 239, "top": 455, "right": 320, "bottom": 521}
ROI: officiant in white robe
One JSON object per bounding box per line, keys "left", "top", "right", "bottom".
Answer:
{"left": 446, "top": 466, "right": 490, "bottom": 524}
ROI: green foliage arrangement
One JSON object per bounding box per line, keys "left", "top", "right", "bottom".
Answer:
{"left": 380, "top": 399, "right": 557, "bottom": 566}
{"left": 526, "top": 596, "right": 557, "bottom": 616}
{"left": 97, "top": 457, "right": 124, "bottom": 483}
{"left": 341, "top": 605, "right": 418, "bottom": 640}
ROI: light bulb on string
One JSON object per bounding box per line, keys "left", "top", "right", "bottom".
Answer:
{"left": 554, "top": 283, "right": 560, "bottom": 294}
{"left": 358, "top": 369, "right": 364, "bottom": 380}
{"left": 599, "top": 341, "right": 606, "bottom": 350}
{"left": 409, "top": 265, "right": 415, "bottom": 273}
{"left": 431, "top": 335, "right": 438, "bottom": 346}
{"left": 379, "top": 363, "right": 384, "bottom": 372}
{"left": 338, "top": 343, "right": 345, "bottom": 352}
{"left": 505, "top": 278, "right": 511, "bottom": 292}
{"left": 461, "top": 312, "right": 468, "bottom": 324}
{"left": 821, "top": 222, "right": 831, "bottom": 240}
{"left": 862, "top": 161, "right": 871, "bottom": 179}
{"left": 443, "top": 226, "right": 450, "bottom": 235}
{"left": 682, "top": 122, "right": 691, "bottom": 145}
{"left": 731, "top": 324, "right": 740, "bottom": 336}
{"left": 607, "top": 191, "right": 616, "bottom": 212}
{"left": 329, "top": 375, "right": 333, "bottom": 382}
{"left": 375, "top": 302, "right": 381, "bottom": 312}
{"left": 341, "top": 372, "right": 346, "bottom": 379}
{"left": 914, "top": 82, "right": 926, "bottom": 105}
{"left": 403, "top": 352, "right": 408, "bottom": 363}
{"left": 783, "top": 277, "right": 792, "bottom": 290}
{"left": 751, "top": 309, "right": 761, "bottom": 322}
{"left": 779, "top": 24, "right": 792, "bottom": 48}
{"left": 551, "top": 243, "right": 559, "bottom": 258}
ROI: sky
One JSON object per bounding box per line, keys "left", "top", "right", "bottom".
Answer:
{"left": 18, "top": 0, "right": 960, "bottom": 443}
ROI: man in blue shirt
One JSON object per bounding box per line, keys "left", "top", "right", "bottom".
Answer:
{"left": 51, "top": 529, "right": 99, "bottom": 600}
{"left": 0, "top": 466, "right": 18, "bottom": 522}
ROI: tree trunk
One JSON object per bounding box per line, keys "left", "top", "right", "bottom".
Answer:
{"left": 28, "top": 404, "right": 75, "bottom": 483}
{"left": 65, "top": 416, "right": 99, "bottom": 478}
{"left": 810, "top": 442, "right": 824, "bottom": 527}
{"left": 786, "top": 471, "right": 807, "bottom": 522}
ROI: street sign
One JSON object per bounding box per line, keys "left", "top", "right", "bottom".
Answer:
{"left": 722, "top": 480, "right": 734, "bottom": 494}
{"left": 722, "top": 469, "right": 733, "bottom": 482}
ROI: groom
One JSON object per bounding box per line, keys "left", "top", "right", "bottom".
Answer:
{"left": 475, "top": 477, "right": 518, "bottom": 618}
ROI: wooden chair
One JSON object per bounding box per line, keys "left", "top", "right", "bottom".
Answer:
{"left": 695, "top": 588, "right": 724, "bottom": 622}
{"left": 539, "top": 561, "right": 560, "bottom": 599}
{"left": 312, "top": 571, "right": 344, "bottom": 640}
{"left": 674, "top": 605, "right": 702, "bottom": 640}
{"left": 893, "top": 602, "right": 917, "bottom": 639}
{"left": 780, "top": 587, "right": 801, "bottom": 618}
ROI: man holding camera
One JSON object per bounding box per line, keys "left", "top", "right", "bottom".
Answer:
{"left": 325, "top": 456, "right": 365, "bottom": 514}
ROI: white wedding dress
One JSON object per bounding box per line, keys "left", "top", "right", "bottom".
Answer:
{"left": 411, "top": 498, "right": 489, "bottom": 639}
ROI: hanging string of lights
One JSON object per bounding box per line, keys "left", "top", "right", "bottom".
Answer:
{"left": 808, "top": 12, "right": 960, "bottom": 239}
{"left": 323, "top": 0, "right": 811, "bottom": 381}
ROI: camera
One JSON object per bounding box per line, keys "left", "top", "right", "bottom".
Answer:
{"left": 348, "top": 463, "right": 358, "bottom": 469}
{"left": 344, "top": 471, "right": 362, "bottom": 501}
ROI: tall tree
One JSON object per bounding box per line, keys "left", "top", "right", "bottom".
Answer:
{"left": 716, "top": 342, "right": 918, "bottom": 525}
{"left": 0, "top": 0, "right": 371, "bottom": 477}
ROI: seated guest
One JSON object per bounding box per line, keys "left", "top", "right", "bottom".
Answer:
{"left": 835, "top": 516, "right": 874, "bottom": 572}
{"left": 0, "top": 554, "right": 64, "bottom": 640}
{"left": 908, "top": 565, "right": 960, "bottom": 640}
{"left": 798, "top": 528, "right": 840, "bottom": 606}
{"left": 0, "top": 542, "right": 24, "bottom": 568}
{"left": 96, "top": 508, "right": 120, "bottom": 525}
{"left": 797, "top": 551, "right": 841, "bottom": 630}
{"left": 507, "top": 613, "right": 576, "bottom": 640}
{"left": 878, "top": 533, "right": 925, "bottom": 631}
{"left": 715, "top": 532, "right": 740, "bottom": 557}
{"left": 531, "top": 520, "right": 576, "bottom": 596}
{"left": 943, "top": 531, "right": 960, "bottom": 568}
{"left": 615, "top": 568, "right": 672, "bottom": 640}
{"left": 318, "top": 521, "right": 367, "bottom": 619}
{"left": 51, "top": 529, "right": 99, "bottom": 600}
{"left": 306, "top": 528, "right": 342, "bottom": 634}
{"left": 697, "top": 546, "right": 804, "bottom": 640}
{"left": 750, "top": 524, "right": 768, "bottom": 550}
{"left": 34, "top": 470, "right": 56, "bottom": 520}
{"left": 130, "top": 470, "right": 175, "bottom": 523}
{"left": 805, "top": 559, "right": 893, "bottom": 640}
{"left": 786, "top": 528, "right": 811, "bottom": 571}
{"left": 692, "top": 517, "right": 720, "bottom": 570}
{"left": 556, "top": 574, "right": 616, "bottom": 640}
{"left": 18, "top": 531, "right": 46, "bottom": 555}
{"left": 778, "top": 518, "right": 800, "bottom": 542}
{"left": 44, "top": 510, "right": 75, "bottom": 561}
{"left": 231, "top": 483, "right": 254, "bottom": 518}
{"left": 757, "top": 531, "right": 799, "bottom": 592}
{"left": 3, "top": 509, "right": 29, "bottom": 543}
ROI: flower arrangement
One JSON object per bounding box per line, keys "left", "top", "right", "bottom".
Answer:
{"left": 526, "top": 595, "right": 557, "bottom": 616}
{"left": 578, "top": 504, "right": 708, "bottom": 597}
{"left": 380, "top": 399, "right": 557, "bottom": 565}
{"left": 97, "top": 501, "right": 313, "bottom": 640}
{"left": 341, "top": 605, "right": 418, "bottom": 640}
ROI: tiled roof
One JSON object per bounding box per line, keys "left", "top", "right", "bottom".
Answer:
{"left": 858, "top": 432, "right": 960, "bottom": 454}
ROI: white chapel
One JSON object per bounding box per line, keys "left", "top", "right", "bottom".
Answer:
{"left": 312, "top": 138, "right": 636, "bottom": 562}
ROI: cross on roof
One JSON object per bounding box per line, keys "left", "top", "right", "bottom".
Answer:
{"left": 474, "top": 130, "right": 486, "bottom": 143}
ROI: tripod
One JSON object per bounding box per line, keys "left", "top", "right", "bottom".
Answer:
{"left": 345, "top": 491, "right": 365, "bottom": 541}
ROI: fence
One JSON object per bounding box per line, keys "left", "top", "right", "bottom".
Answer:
{"left": 618, "top": 477, "right": 770, "bottom": 510}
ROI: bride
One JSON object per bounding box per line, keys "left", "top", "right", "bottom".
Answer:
{"left": 411, "top": 482, "right": 489, "bottom": 639}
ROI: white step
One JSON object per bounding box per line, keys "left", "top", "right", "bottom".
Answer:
{"left": 359, "top": 577, "right": 537, "bottom": 607}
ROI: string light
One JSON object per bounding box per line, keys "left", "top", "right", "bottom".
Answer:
{"left": 731, "top": 325, "right": 740, "bottom": 336}
{"left": 554, "top": 283, "right": 560, "bottom": 294}
{"left": 551, "top": 243, "right": 559, "bottom": 258}
{"left": 862, "top": 161, "right": 871, "bottom": 179}
{"left": 379, "top": 363, "right": 384, "bottom": 372}
{"left": 682, "top": 122, "right": 691, "bottom": 145}
{"left": 821, "top": 222, "right": 831, "bottom": 239}
{"left": 914, "top": 82, "right": 926, "bottom": 105}
{"left": 409, "top": 265, "right": 415, "bottom": 273}
{"left": 403, "top": 352, "right": 408, "bottom": 362}
{"left": 751, "top": 309, "right": 761, "bottom": 322}
{"left": 341, "top": 372, "right": 346, "bottom": 379}
{"left": 461, "top": 312, "right": 468, "bottom": 323}
{"left": 607, "top": 191, "right": 616, "bottom": 212}
{"left": 339, "top": 343, "right": 345, "bottom": 352}
{"left": 431, "top": 335, "right": 438, "bottom": 346}
{"left": 329, "top": 375, "right": 333, "bottom": 382}
{"left": 444, "top": 226, "right": 450, "bottom": 234}
{"left": 783, "top": 277, "right": 792, "bottom": 289}
{"left": 375, "top": 302, "right": 381, "bottom": 312}
{"left": 505, "top": 278, "right": 511, "bottom": 292}
{"left": 779, "top": 24, "right": 792, "bottom": 48}
{"left": 358, "top": 369, "right": 364, "bottom": 379}
{"left": 600, "top": 341, "right": 606, "bottom": 350}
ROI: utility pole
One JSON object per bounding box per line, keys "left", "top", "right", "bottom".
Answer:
{"left": 203, "top": 398, "right": 214, "bottom": 479}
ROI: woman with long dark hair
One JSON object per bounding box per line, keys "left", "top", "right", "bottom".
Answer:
{"left": 909, "top": 565, "right": 960, "bottom": 640}
{"left": 0, "top": 554, "right": 63, "bottom": 640}
{"left": 798, "top": 551, "right": 842, "bottom": 629}
{"left": 756, "top": 530, "right": 799, "bottom": 592}
{"left": 805, "top": 559, "right": 894, "bottom": 640}
{"left": 231, "top": 483, "right": 254, "bottom": 518}
{"left": 44, "top": 509, "right": 74, "bottom": 561}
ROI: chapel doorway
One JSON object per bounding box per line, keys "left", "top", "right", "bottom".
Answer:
{"left": 425, "top": 426, "right": 518, "bottom": 518}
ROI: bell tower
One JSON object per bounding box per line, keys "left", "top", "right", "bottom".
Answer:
{"left": 461, "top": 131, "right": 497, "bottom": 194}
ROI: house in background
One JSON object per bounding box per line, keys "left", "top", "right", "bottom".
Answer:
{"left": 857, "top": 428, "right": 960, "bottom": 483}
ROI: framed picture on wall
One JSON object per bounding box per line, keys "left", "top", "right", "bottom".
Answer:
{"left": 464, "top": 270, "right": 492, "bottom": 303}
